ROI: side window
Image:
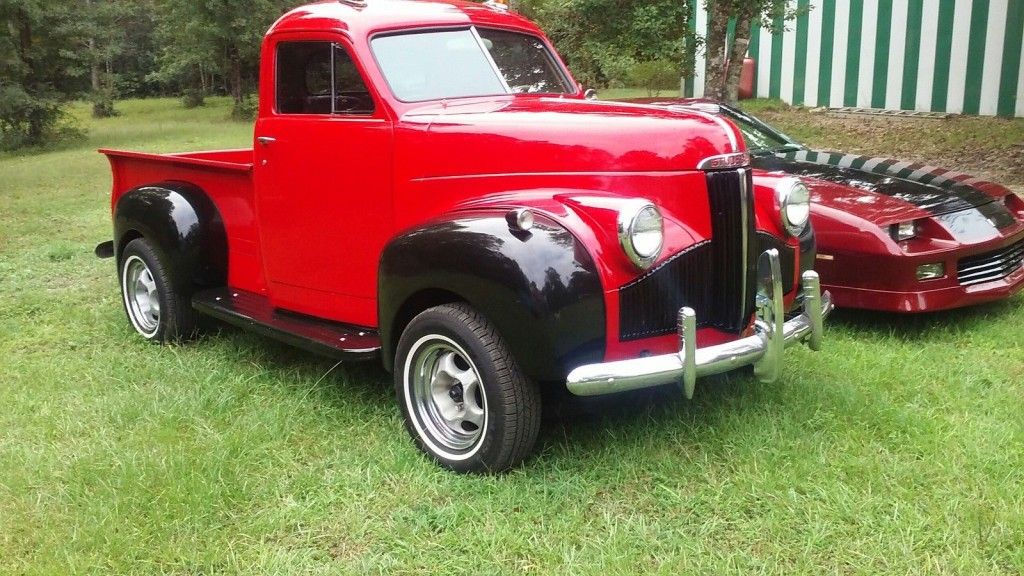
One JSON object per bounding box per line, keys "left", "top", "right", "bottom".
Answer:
{"left": 276, "top": 41, "right": 375, "bottom": 115}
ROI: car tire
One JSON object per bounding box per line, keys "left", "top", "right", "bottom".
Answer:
{"left": 119, "top": 237, "right": 197, "bottom": 343}
{"left": 395, "top": 303, "right": 541, "bottom": 473}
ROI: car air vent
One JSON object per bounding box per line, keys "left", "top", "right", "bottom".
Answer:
{"left": 956, "top": 239, "right": 1024, "bottom": 286}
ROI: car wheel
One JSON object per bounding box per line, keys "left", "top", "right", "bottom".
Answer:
{"left": 395, "top": 303, "right": 541, "bottom": 473}
{"left": 119, "top": 237, "right": 197, "bottom": 343}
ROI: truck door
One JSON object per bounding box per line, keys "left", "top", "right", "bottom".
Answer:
{"left": 254, "top": 38, "right": 392, "bottom": 327}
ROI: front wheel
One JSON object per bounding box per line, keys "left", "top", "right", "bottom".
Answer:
{"left": 395, "top": 303, "right": 541, "bottom": 473}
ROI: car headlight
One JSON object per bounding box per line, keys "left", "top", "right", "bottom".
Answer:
{"left": 618, "top": 201, "right": 664, "bottom": 270}
{"left": 889, "top": 221, "right": 917, "bottom": 242}
{"left": 775, "top": 177, "right": 811, "bottom": 236}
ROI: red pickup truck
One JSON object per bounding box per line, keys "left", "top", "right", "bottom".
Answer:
{"left": 96, "top": 0, "right": 832, "bottom": 472}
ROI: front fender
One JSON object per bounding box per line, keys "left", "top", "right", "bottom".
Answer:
{"left": 378, "top": 211, "right": 606, "bottom": 382}
{"left": 114, "top": 183, "right": 227, "bottom": 291}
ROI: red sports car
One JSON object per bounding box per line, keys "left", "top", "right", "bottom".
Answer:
{"left": 628, "top": 98, "right": 1024, "bottom": 312}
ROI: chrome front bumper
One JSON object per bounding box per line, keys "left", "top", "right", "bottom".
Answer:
{"left": 566, "top": 249, "right": 834, "bottom": 398}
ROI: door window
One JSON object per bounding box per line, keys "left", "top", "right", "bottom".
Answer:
{"left": 276, "top": 41, "right": 375, "bottom": 115}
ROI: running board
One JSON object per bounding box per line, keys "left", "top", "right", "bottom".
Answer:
{"left": 192, "top": 288, "right": 381, "bottom": 361}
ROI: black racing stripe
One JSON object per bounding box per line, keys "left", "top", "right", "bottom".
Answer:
{"left": 752, "top": 151, "right": 1005, "bottom": 218}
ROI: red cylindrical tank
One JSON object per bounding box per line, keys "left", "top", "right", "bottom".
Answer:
{"left": 738, "top": 57, "right": 755, "bottom": 100}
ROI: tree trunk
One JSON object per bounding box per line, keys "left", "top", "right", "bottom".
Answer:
{"left": 703, "top": 0, "right": 732, "bottom": 101}
{"left": 90, "top": 40, "right": 101, "bottom": 92}
{"left": 86, "top": 0, "right": 101, "bottom": 92}
{"left": 723, "top": 11, "right": 754, "bottom": 105}
{"left": 229, "top": 47, "right": 243, "bottom": 106}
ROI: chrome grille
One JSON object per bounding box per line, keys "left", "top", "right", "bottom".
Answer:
{"left": 956, "top": 239, "right": 1024, "bottom": 286}
{"left": 619, "top": 168, "right": 757, "bottom": 340}
{"left": 706, "top": 168, "right": 757, "bottom": 332}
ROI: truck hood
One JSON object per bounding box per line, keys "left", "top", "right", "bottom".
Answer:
{"left": 396, "top": 97, "right": 743, "bottom": 178}
{"left": 752, "top": 149, "right": 1012, "bottom": 225}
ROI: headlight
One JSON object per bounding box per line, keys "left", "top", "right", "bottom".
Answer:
{"left": 889, "top": 221, "right": 917, "bottom": 242}
{"left": 618, "top": 201, "right": 664, "bottom": 270}
{"left": 775, "top": 177, "right": 811, "bottom": 236}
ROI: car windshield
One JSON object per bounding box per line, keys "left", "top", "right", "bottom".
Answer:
{"left": 723, "top": 109, "right": 803, "bottom": 154}
{"left": 371, "top": 27, "right": 572, "bottom": 102}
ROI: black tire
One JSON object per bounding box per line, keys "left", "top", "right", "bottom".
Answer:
{"left": 394, "top": 303, "right": 541, "bottom": 473}
{"left": 118, "top": 237, "right": 197, "bottom": 343}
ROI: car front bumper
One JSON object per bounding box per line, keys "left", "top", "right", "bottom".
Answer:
{"left": 566, "top": 249, "right": 834, "bottom": 398}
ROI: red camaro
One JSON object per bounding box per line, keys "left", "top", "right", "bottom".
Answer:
{"left": 629, "top": 99, "right": 1024, "bottom": 312}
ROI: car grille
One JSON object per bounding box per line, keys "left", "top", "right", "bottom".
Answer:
{"left": 956, "top": 239, "right": 1024, "bottom": 286}
{"left": 619, "top": 169, "right": 757, "bottom": 340}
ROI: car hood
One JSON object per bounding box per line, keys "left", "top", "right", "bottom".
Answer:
{"left": 396, "top": 97, "right": 743, "bottom": 178}
{"left": 753, "top": 149, "right": 1014, "bottom": 223}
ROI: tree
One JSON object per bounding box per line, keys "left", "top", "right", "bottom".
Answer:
{"left": 152, "top": 0, "right": 292, "bottom": 117}
{"left": 521, "top": 0, "right": 693, "bottom": 89}
{"left": 82, "top": 0, "right": 139, "bottom": 117}
{"left": 702, "top": 0, "right": 801, "bottom": 104}
{"left": 0, "top": 0, "right": 89, "bottom": 149}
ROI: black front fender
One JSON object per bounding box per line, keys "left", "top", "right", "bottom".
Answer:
{"left": 379, "top": 213, "right": 606, "bottom": 382}
{"left": 113, "top": 183, "right": 227, "bottom": 291}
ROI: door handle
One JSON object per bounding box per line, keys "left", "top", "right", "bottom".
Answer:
{"left": 257, "top": 136, "right": 277, "bottom": 146}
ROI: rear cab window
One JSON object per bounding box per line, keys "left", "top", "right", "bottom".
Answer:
{"left": 276, "top": 41, "right": 376, "bottom": 115}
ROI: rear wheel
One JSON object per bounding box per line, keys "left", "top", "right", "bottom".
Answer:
{"left": 119, "top": 238, "right": 197, "bottom": 343}
{"left": 395, "top": 303, "right": 541, "bottom": 473}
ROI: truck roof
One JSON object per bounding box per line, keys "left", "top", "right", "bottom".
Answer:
{"left": 270, "top": 0, "right": 543, "bottom": 39}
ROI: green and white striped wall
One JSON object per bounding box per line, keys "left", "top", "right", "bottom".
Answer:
{"left": 686, "top": 0, "right": 1024, "bottom": 117}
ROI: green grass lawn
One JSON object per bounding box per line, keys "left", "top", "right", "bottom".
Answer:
{"left": 2, "top": 97, "right": 1023, "bottom": 574}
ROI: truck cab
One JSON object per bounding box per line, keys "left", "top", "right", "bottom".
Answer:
{"left": 98, "top": 0, "right": 832, "bottom": 473}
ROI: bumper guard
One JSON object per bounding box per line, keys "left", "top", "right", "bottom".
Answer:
{"left": 566, "top": 249, "right": 834, "bottom": 398}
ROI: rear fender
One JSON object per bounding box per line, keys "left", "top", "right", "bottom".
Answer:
{"left": 113, "top": 182, "right": 227, "bottom": 291}
{"left": 379, "top": 211, "right": 606, "bottom": 382}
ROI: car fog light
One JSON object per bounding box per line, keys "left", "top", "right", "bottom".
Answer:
{"left": 891, "top": 221, "right": 917, "bottom": 242}
{"left": 916, "top": 263, "right": 945, "bottom": 281}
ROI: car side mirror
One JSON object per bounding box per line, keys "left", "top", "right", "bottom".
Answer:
{"left": 584, "top": 88, "right": 598, "bottom": 101}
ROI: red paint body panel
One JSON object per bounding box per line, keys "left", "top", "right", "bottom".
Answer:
{"left": 102, "top": 0, "right": 802, "bottom": 367}
{"left": 101, "top": 149, "right": 265, "bottom": 293}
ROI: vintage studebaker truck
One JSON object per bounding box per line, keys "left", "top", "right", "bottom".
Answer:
{"left": 96, "top": 0, "right": 832, "bottom": 472}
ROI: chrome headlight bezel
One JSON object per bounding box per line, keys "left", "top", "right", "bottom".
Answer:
{"left": 617, "top": 201, "right": 664, "bottom": 270}
{"left": 775, "top": 177, "right": 811, "bottom": 237}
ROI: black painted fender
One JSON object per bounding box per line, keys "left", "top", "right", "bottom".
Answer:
{"left": 378, "top": 212, "right": 606, "bottom": 382}
{"left": 113, "top": 183, "right": 228, "bottom": 291}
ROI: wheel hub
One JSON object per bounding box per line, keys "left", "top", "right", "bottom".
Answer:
{"left": 407, "top": 338, "right": 487, "bottom": 455}
{"left": 122, "top": 255, "right": 161, "bottom": 336}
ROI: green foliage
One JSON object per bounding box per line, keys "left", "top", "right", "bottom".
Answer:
{"left": 230, "top": 93, "right": 258, "bottom": 121}
{"left": 151, "top": 0, "right": 293, "bottom": 108}
{"left": 0, "top": 0, "right": 91, "bottom": 148}
{"left": 627, "top": 59, "right": 681, "bottom": 96}
{"left": 181, "top": 88, "right": 207, "bottom": 109}
{"left": 522, "top": 0, "right": 695, "bottom": 88}
{"left": 91, "top": 88, "right": 120, "bottom": 118}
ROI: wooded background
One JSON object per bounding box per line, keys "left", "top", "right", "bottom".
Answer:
{"left": 4, "top": 0, "right": 795, "bottom": 150}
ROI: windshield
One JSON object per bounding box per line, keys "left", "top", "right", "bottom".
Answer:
{"left": 723, "top": 109, "right": 803, "bottom": 154}
{"left": 371, "top": 27, "right": 573, "bottom": 102}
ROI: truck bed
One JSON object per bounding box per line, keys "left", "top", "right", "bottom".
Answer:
{"left": 100, "top": 148, "right": 264, "bottom": 293}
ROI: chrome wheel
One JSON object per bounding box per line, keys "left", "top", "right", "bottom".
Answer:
{"left": 404, "top": 335, "right": 488, "bottom": 459}
{"left": 122, "top": 255, "right": 161, "bottom": 337}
